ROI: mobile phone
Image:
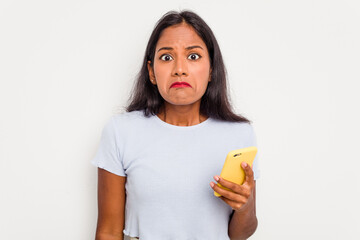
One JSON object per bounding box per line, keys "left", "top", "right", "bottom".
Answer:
{"left": 214, "top": 146, "right": 257, "bottom": 197}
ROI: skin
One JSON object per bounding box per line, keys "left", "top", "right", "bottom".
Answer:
{"left": 211, "top": 162, "right": 258, "bottom": 239}
{"left": 147, "top": 22, "right": 212, "bottom": 126}
{"left": 95, "top": 22, "right": 257, "bottom": 240}
{"left": 95, "top": 168, "right": 126, "bottom": 240}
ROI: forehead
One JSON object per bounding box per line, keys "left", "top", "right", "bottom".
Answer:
{"left": 156, "top": 23, "right": 206, "bottom": 49}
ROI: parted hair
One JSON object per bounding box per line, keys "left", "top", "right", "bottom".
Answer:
{"left": 125, "top": 9, "right": 251, "bottom": 124}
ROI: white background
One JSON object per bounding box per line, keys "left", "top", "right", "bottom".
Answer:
{"left": 1, "top": 0, "right": 359, "bottom": 239}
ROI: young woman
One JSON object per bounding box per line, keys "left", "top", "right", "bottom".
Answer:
{"left": 92, "top": 10, "right": 260, "bottom": 240}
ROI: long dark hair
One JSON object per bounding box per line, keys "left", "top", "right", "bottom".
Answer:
{"left": 125, "top": 9, "right": 251, "bottom": 124}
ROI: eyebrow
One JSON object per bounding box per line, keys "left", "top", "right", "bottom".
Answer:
{"left": 157, "top": 45, "right": 204, "bottom": 53}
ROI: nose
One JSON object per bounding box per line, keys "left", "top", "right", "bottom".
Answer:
{"left": 172, "top": 57, "right": 188, "bottom": 77}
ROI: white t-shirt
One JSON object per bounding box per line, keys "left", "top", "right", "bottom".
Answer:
{"left": 91, "top": 110, "right": 260, "bottom": 240}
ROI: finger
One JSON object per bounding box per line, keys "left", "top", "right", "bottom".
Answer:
{"left": 210, "top": 181, "right": 243, "bottom": 201}
{"left": 220, "top": 196, "right": 236, "bottom": 209}
{"left": 220, "top": 196, "right": 246, "bottom": 211}
{"left": 242, "top": 162, "right": 254, "bottom": 184}
{"left": 213, "top": 175, "right": 245, "bottom": 195}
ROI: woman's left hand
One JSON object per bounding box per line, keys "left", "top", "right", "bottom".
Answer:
{"left": 210, "top": 162, "right": 255, "bottom": 212}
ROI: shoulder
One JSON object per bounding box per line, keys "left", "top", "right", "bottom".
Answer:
{"left": 112, "top": 110, "right": 148, "bottom": 122}
{"left": 209, "top": 118, "right": 254, "bottom": 133}
{"left": 110, "top": 110, "right": 152, "bottom": 131}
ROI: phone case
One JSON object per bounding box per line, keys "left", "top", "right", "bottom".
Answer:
{"left": 214, "top": 146, "right": 257, "bottom": 197}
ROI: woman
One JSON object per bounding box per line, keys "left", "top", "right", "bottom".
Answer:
{"left": 92, "top": 10, "right": 260, "bottom": 240}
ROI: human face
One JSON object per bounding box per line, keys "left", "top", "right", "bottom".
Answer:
{"left": 147, "top": 23, "right": 212, "bottom": 107}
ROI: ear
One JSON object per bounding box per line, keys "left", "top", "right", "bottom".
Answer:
{"left": 147, "top": 61, "right": 156, "bottom": 85}
{"left": 208, "top": 68, "right": 212, "bottom": 82}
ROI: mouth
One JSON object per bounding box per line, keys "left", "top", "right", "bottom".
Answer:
{"left": 170, "top": 81, "right": 192, "bottom": 88}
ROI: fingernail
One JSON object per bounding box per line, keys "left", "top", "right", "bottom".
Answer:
{"left": 214, "top": 176, "right": 219, "bottom": 181}
{"left": 210, "top": 182, "right": 215, "bottom": 187}
{"left": 242, "top": 162, "right": 247, "bottom": 168}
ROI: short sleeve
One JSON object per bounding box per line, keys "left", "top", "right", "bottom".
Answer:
{"left": 91, "top": 116, "right": 126, "bottom": 176}
{"left": 248, "top": 125, "right": 261, "bottom": 180}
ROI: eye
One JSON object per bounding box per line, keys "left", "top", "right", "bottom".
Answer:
{"left": 188, "top": 53, "right": 201, "bottom": 60}
{"left": 160, "top": 54, "right": 173, "bottom": 61}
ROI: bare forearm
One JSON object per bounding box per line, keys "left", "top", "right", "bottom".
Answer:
{"left": 95, "top": 222, "right": 124, "bottom": 240}
{"left": 95, "top": 232, "right": 123, "bottom": 240}
{"left": 228, "top": 199, "right": 258, "bottom": 240}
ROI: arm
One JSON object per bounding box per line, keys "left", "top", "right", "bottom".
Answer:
{"left": 95, "top": 168, "right": 126, "bottom": 240}
{"left": 228, "top": 182, "right": 257, "bottom": 240}
{"left": 210, "top": 162, "right": 258, "bottom": 240}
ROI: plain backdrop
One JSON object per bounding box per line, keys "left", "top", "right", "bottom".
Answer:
{"left": 1, "top": 0, "right": 359, "bottom": 239}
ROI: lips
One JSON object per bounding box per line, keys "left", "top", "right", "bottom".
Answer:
{"left": 170, "top": 81, "right": 192, "bottom": 88}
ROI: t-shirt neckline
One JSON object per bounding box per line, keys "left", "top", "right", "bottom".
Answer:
{"left": 153, "top": 113, "right": 211, "bottom": 130}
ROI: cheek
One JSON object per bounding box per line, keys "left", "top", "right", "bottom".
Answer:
{"left": 193, "top": 65, "right": 211, "bottom": 87}
{"left": 153, "top": 65, "right": 170, "bottom": 85}
{"left": 153, "top": 60, "right": 170, "bottom": 73}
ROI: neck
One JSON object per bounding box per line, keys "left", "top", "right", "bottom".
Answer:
{"left": 157, "top": 102, "right": 207, "bottom": 126}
